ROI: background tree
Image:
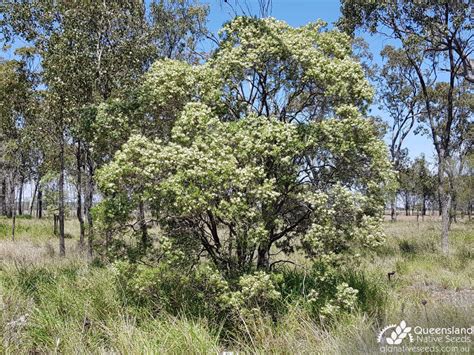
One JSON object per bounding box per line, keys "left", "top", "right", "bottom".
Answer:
{"left": 0, "top": 51, "right": 37, "bottom": 239}
{"left": 448, "top": 120, "right": 473, "bottom": 222}
{"left": 455, "top": 151, "right": 474, "bottom": 220}
{"left": 339, "top": 0, "right": 473, "bottom": 254}
{"left": 378, "top": 45, "right": 421, "bottom": 221}
{"left": 1, "top": 0, "right": 208, "bottom": 256}
{"left": 412, "top": 155, "right": 437, "bottom": 218}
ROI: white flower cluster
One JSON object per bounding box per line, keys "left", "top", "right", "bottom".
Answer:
{"left": 321, "top": 282, "right": 359, "bottom": 318}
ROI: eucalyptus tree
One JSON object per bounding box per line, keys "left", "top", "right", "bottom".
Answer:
{"left": 447, "top": 116, "right": 473, "bottom": 222}
{"left": 397, "top": 158, "right": 415, "bottom": 216}
{"left": 455, "top": 151, "right": 474, "bottom": 220}
{"left": 1, "top": 0, "right": 207, "bottom": 256}
{"left": 378, "top": 45, "right": 421, "bottom": 221}
{"left": 411, "top": 155, "right": 436, "bottom": 217}
{"left": 339, "top": 0, "right": 473, "bottom": 254}
{"left": 0, "top": 59, "right": 23, "bottom": 221}
{"left": 0, "top": 52, "right": 37, "bottom": 239}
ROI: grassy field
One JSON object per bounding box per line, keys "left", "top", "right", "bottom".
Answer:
{"left": 0, "top": 215, "right": 472, "bottom": 354}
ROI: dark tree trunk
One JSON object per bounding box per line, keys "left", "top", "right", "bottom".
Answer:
{"left": 76, "top": 140, "right": 85, "bottom": 248}
{"left": 11, "top": 179, "right": 16, "bottom": 241}
{"left": 85, "top": 150, "right": 94, "bottom": 258}
{"left": 53, "top": 214, "right": 59, "bottom": 235}
{"left": 18, "top": 176, "right": 24, "bottom": 216}
{"left": 59, "top": 134, "right": 66, "bottom": 257}
{"left": 37, "top": 186, "right": 43, "bottom": 219}
{"left": 7, "top": 177, "right": 15, "bottom": 218}
{"left": 405, "top": 194, "right": 410, "bottom": 216}
{"left": 29, "top": 177, "right": 39, "bottom": 216}
{"left": 256, "top": 242, "right": 270, "bottom": 269}
{"left": 438, "top": 195, "right": 442, "bottom": 216}
{"left": 0, "top": 178, "right": 6, "bottom": 216}
{"left": 450, "top": 192, "right": 457, "bottom": 225}
{"left": 138, "top": 200, "right": 148, "bottom": 250}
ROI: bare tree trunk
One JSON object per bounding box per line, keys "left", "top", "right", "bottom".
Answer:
{"left": 257, "top": 238, "right": 271, "bottom": 270}
{"left": 390, "top": 196, "right": 397, "bottom": 222}
{"left": 0, "top": 178, "right": 6, "bottom": 216}
{"left": 450, "top": 192, "right": 457, "bottom": 225}
{"left": 37, "top": 186, "right": 43, "bottom": 218}
{"left": 438, "top": 155, "right": 451, "bottom": 255}
{"left": 7, "top": 177, "right": 14, "bottom": 218}
{"left": 76, "top": 140, "right": 85, "bottom": 248}
{"left": 440, "top": 189, "right": 451, "bottom": 255}
{"left": 59, "top": 133, "right": 66, "bottom": 257}
{"left": 29, "top": 176, "right": 39, "bottom": 216}
{"left": 86, "top": 183, "right": 94, "bottom": 258}
{"left": 405, "top": 194, "right": 410, "bottom": 216}
{"left": 53, "top": 214, "right": 58, "bottom": 235}
{"left": 257, "top": 247, "right": 270, "bottom": 269}
{"left": 11, "top": 179, "right": 16, "bottom": 241}
{"left": 438, "top": 195, "right": 442, "bottom": 216}
{"left": 85, "top": 150, "right": 94, "bottom": 258}
{"left": 18, "top": 176, "right": 24, "bottom": 216}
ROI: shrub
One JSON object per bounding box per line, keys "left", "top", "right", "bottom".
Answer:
{"left": 96, "top": 17, "right": 393, "bottom": 279}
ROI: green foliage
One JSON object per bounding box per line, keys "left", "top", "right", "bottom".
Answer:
{"left": 276, "top": 262, "right": 387, "bottom": 319}
{"left": 396, "top": 154, "right": 437, "bottom": 214}
{"left": 111, "top": 258, "right": 387, "bottom": 333}
{"left": 112, "top": 261, "right": 283, "bottom": 323}
{"left": 140, "top": 16, "right": 374, "bottom": 123}
{"left": 0, "top": 55, "right": 39, "bottom": 212}
{"left": 96, "top": 18, "right": 394, "bottom": 293}
{"left": 98, "top": 102, "right": 392, "bottom": 272}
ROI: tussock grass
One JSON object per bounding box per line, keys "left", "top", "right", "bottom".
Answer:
{"left": 0, "top": 217, "right": 472, "bottom": 353}
{"left": 1, "top": 260, "right": 221, "bottom": 354}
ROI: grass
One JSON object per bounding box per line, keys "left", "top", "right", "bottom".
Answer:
{"left": 0, "top": 215, "right": 472, "bottom": 354}
{"left": 373, "top": 218, "right": 473, "bottom": 293}
{"left": 1, "top": 260, "right": 221, "bottom": 354}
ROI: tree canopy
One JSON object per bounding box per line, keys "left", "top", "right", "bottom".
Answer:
{"left": 95, "top": 17, "right": 393, "bottom": 275}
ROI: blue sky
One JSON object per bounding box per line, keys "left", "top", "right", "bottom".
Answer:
{"left": 204, "top": 0, "right": 434, "bottom": 162}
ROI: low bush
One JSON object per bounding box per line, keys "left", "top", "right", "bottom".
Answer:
{"left": 112, "top": 258, "right": 388, "bottom": 337}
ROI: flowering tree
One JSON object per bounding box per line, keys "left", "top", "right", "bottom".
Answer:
{"left": 96, "top": 17, "right": 393, "bottom": 275}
